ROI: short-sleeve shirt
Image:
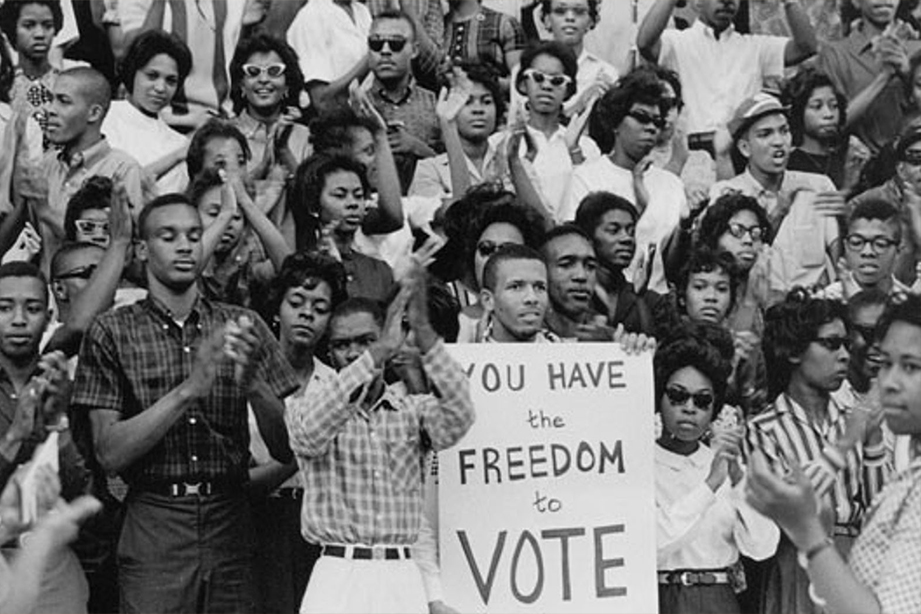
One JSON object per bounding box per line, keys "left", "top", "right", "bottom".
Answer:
{"left": 659, "top": 20, "right": 787, "bottom": 134}
{"left": 70, "top": 294, "right": 299, "bottom": 486}
{"left": 286, "top": 0, "right": 372, "bottom": 88}
{"left": 444, "top": 6, "right": 526, "bottom": 78}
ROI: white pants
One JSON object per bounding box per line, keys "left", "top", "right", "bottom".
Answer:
{"left": 299, "top": 555, "right": 427, "bottom": 614}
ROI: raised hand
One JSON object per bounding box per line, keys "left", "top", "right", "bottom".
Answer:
{"left": 813, "top": 191, "right": 847, "bottom": 219}
{"left": 632, "top": 243, "right": 656, "bottom": 295}
{"left": 317, "top": 220, "right": 342, "bottom": 262}
{"left": 1, "top": 222, "right": 42, "bottom": 264}
{"left": 109, "top": 183, "right": 133, "bottom": 244}
{"left": 563, "top": 102, "right": 593, "bottom": 151}
{"left": 436, "top": 69, "right": 473, "bottom": 124}
{"left": 185, "top": 328, "right": 225, "bottom": 399}
{"left": 370, "top": 285, "right": 412, "bottom": 367}
{"left": 224, "top": 315, "right": 260, "bottom": 389}
{"left": 349, "top": 80, "right": 387, "bottom": 135}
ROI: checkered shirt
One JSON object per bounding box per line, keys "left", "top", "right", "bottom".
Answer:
{"left": 285, "top": 340, "right": 474, "bottom": 545}
{"left": 848, "top": 456, "right": 921, "bottom": 613}
{"left": 71, "top": 294, "right": 299, "bottom": 486}
{"left": 444, "top": 6, "right": 525, "bottom": 77}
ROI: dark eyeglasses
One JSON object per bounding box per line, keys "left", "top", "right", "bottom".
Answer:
{"left": 55, "top": 263, "right": 98, "bottom": 281}
{"left": 476, "top": 240, "right": 516, "bottom": 259}
{"left": 242, "top": 63, "right": 286, "bottom": 79}
{"left": 522, "top": 68, "right": 573, "bottom": 89}
{"left": 75, "top": 219, "right": 109, "bottom": 235}
{"left": 626, "top": 109, "right": 666, "bottom": 130}
{"left": 844, "top": 234, "right": 898, "bottom": 253}
{"left": 851, "top": 323, "right": 877, "bottom": 343}
{"left": 727, "top": 222, "right": 764, "bottom": 242}
{"left": 813, "top": 336, "right": 851, "bottom": 352}
{"left": 664, "top": 386, "right": 714, "bottom": 410}
{"left": 368, "top": 36, "right": 408, "bottom": 53}
{"left": 900, "top": 151, "right": 921, "bottom": 166}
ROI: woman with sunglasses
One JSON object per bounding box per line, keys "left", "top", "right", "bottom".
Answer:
{"left": 229, "top": 33, "right": 311, "bottom": 178}
{"left": 746, "top": 294, "right": 921, "bottom": 614}
{"left": 102, "top": 30, "right": 192, "bottom": 193}
{"left": 746, "top": 289, "right": 891, "bottom": 614}
{"left": 508, "top": 41, "right": 600, "bottom": 222}
{"left": 654, "top": 330, "right": 779, "bottom": 614}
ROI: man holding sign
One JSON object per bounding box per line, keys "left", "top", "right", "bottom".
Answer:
{"left": 285, "top": 263, "right": 475, "bottom": 613}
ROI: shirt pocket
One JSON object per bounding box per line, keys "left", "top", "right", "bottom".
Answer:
{"left": 794, "top": 224, "right": 826, "bottom": 268}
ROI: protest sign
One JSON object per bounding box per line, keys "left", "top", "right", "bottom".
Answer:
{"left": 439, "top": 343, "right": 658, "bottom": 613}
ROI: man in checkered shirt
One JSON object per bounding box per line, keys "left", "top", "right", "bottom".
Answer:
{"left": 71, "top": 193, "right": 299, "bottom": 613}
{"left": 285, "top": 263, "right": 475, "bottom": 613}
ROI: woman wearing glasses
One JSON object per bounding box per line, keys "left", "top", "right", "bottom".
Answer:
{"left": 747, "top": 290, "right": 891, "bottom": 614}
{"left": 102, "top": 30, "right": 192, "bottom": 193}
{"left": 229, "top": 33, "right": 311, "bottom": 177}
{"left": 654, "top": 331, "right": 779, "bottom": 614}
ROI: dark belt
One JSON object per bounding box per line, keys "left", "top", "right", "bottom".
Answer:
{"left": 834, "top": 524, "right": 860, "bottom": 538}
{"left": 658, "top": 569, "right": 731, "bottom": 586}
{"left": 322, "top": 545, "right": 412, "bottom": 560}
{"left": 137, "top": 480, "right": 239, "bottom": 497}
{"left": 269, "top": 487, "right": 304, "bottom": 500}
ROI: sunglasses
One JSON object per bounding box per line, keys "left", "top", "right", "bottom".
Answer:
{"left": 368, "top": 36, "right": 408, "bottom": 53}
{"left": 242, "top": 63, "right": 286, "bottom": 79}
{"left": 75, "top": 219, "right": 109, "bottom": 235}
{"left": 664, "top": 386, "right": 714, "bottom": 410}
{"left": 844, "top": 234, "right": 898, "bottom": 253}
{"left": 56, "top": 263, "right": 98, "bottom": 281}
{"left": 626, "top": 109, "right": 666, "bottom": 130}
{"left": 522, "top": 68, "right": 572, "bottom": 89}
{"left": 727, "top": 222, "right": 764, "bottom": 242}
{"left": 813, "top": 336, "right": 851, "bottom": 352}
{"left": 476, "top": 240, "right": 517, "bottom": 259}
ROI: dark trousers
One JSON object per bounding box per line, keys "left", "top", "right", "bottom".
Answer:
{"left": 118, "top": 491, "right": 256, "bottom": 614}
{"left": 658, "top": 583, "right": 740, "bottom": 614}
{"left": 251, "top": 494, "right": 321, "bottom": 614}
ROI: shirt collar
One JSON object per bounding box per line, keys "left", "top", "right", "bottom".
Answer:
{"left": 58, "top": 137, "right": 112, "bottom": 170}
{"left": 656, "top": 443, "right": 712, "bottom": 470}
{"left": 776, "top": 393, "right": 845, "bottom": 431}
{"left": 480, "top": 314, "right": 560, "bottom": 343}
{"left": 692, "top": 18, "right": 736, "bottom": 41}
{"left": 374, "top": 78, "right": 416, "bottom": 105}
{"left": 235, "top": 110, "right": 267, "bottom": 138}
{"left": 143, "top": 291, "right": 209, "bottom": 325}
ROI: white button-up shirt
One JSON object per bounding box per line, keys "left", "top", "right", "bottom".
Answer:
{"left": 287, "top": 0, "right": 372, "bottom": 88}
{"left": 659, "top": 20, "right": 787, "bottom": 135}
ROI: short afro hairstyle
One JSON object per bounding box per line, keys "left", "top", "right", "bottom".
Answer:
{"left": 263, "top": 250, "right": 348, "bottom": 334}
{"left": 481, "top": 243, "right": 546, "bottom": 292}
{"left": 677, "top": 247, "right": 740, "bottom": 317}
{"left": 654, "top": 330, "right": 732, "bottom": 418}
{"left": 574, "top": 191, "right": 638, "bottom": 236}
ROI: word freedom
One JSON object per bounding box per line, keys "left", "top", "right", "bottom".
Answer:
{"left": 458, "top": 440, "right": 625, "bottom": 485}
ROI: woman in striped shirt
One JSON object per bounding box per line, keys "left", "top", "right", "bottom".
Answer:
{"left": 747, "top": 289, "right": 891, "bottom": 614}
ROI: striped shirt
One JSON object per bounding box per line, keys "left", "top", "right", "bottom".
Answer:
{"left": 285, "top": 340, "right": 474, "bottom": 546}
{"left": 747, "top": 393, "right": 891, "bottom": 527}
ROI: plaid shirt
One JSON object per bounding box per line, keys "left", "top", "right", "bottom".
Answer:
{"left": 747, "top": 393, "right": 891, "bottom": 528}
{"left": 849, "top": 456, "right": 921, "bottom": 613}
{"left": 71, "top": 294, "right": 299, "bottom": 487}
{"left": 285, "top": 340, "right": 474, "bottom": 545}
{"left": 444, "top": 6, "right": 525, "bottom": 77}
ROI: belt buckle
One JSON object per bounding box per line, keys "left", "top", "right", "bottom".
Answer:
{"left": 679, "top": 571, "right": 694, "bottom": 586}
{"left": 184, "top": 482, "right": 202, "bottom": 496}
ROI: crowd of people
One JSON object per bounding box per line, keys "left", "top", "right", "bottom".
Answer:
{"left": 0, "top": 0, "right": 918, "bottom": 613}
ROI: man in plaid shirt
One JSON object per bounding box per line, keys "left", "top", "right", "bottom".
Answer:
{"left": 285, "top": 263, "right": 474, "bottom": 613}
{"left": 70, "top": 193, "right": 299, "bottom": 613}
